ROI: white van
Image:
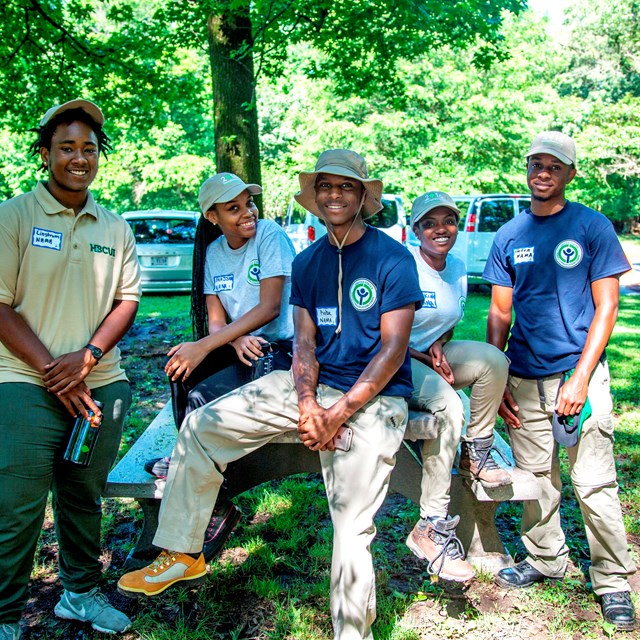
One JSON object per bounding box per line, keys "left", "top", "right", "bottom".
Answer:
{"left": 408, "top": 194, "right": 531, "bottom": 284}
{"left": 284, "top": 193, "right": 407, "bottom": 252}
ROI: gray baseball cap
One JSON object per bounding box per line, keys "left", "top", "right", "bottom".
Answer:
{"left": 410, "top": 191, "right": 460, "bottom": 228}
{"left": 526, "top": 131, "right": 576, "bottom": 166}
{"left": 198, "top": 173, "right": 262, "bottom": 214}
{"left": 39, "top": 99, "right": 104, "bottom": 127}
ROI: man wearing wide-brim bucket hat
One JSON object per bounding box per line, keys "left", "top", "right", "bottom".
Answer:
{"left": 289, "top": 149, "right": 423, "bottom": 637}
{"left": 117, "top": 149, "right": 423, "bottom": 640}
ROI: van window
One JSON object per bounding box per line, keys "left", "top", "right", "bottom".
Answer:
{"left": 454, "top": 199, "right": 471, "bottom": 230}
{"left": 127, "top": 217, "right": 197, "bottom": 244}
{"left": 517, "top": 199, "right": 531, "bottom": 214}
{"left": 478, "top": 200, "right": 514, "bottom": 233}
{"left": 367, "top": 197, "right": 398, "bottom": 230}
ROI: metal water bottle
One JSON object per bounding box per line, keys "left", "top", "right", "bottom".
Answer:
{"left": 63, "top": 400, "right": 104, "bottom": 466}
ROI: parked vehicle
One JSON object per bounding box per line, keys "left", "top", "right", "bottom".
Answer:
{"left": 408, "top": 194, "right": 531, "bottom": 283}
{"left": 122, "top": 210, "right": 200, "bottom": 293}
{"left": 284, "top": 193, "right": 407, "bottom": 252}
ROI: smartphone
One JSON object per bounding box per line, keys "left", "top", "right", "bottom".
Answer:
{"left": 333, "top": 426, "right": 353, "bottom": 452}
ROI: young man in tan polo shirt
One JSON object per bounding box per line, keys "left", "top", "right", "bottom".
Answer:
{"left": 0, "top": 100, "right": 141, "bottom": 640}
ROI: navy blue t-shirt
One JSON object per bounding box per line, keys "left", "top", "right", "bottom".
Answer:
{"left": 290, "top": 226, "right": 423, "bottom": 398}
{"left": 483, "top": 201, "right": 630, "bottom": 378}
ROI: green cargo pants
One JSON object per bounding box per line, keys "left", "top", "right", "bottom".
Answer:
{"left": 0, "top": 381, "right": 130, "bottom": 623}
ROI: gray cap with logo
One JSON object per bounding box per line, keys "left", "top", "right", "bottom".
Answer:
{"left": 198, "top": 173, "right": 262, "bottom": 214}
{"left": 410, "top": 191, "right": 461, "bottom": 228}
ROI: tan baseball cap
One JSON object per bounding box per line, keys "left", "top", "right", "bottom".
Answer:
{"left": 198, "top": 173, "right": 262, "bottom": 214}
{"left": 39, "top": 99, "right": 104, "bottom": 127}
{"left": 294, "top": 149, "right": 383, "bottom": 219}
{"left": 410, "top": 191, "right": 460, "bottom": 228}
{"left": 526, "top": 131, "right": 576, "bottom": 166}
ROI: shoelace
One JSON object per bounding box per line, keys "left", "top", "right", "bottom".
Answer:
{"left": 88, "top": 590, "right": 111, "bottom": 611}
{"left": 150, "top": 550, "right": 178, "bottom": 572}
{"left": 425, "top": 525, "right": 465, "bottom": 577}
{"left": 475, "top": 443, "right": 511, "bottom": 472}
{"left": 204, "top": 510, "right": 226, "bottom": 542}
{"left": 603, "top": 592, "right": 632, "bottom": 605}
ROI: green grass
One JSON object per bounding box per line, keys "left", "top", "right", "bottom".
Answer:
{"left": 116, "top": 289, "right": 638, "bottom": 640}
{"left": 33, "top": 284, "right": 639, "bottom": 639}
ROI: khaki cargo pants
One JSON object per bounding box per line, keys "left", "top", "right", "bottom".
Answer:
{"left": 154, "top": 369, "right": 408, "bottom": 640}
{"left": 410, "top": 340, "right": 509, "bottom": 518}
{"left": 507, "top": 359, "right": 636, "bottom": 594}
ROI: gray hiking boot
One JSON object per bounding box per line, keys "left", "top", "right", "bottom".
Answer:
{"left": 459, "top": 434, "right": 513, "bottom": 488}
{"left": 54, "top": 587, "right": 131, "bottom": 634}
{"left": 406, "top": 515, "right": 475, "bottom": 582}
{"left": 0, "top": 623, "right": 21, "bottom": 640}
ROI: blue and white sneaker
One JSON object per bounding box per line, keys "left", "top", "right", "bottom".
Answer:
{"left": 54, "top": 587, "right": 131, "bottom": 634}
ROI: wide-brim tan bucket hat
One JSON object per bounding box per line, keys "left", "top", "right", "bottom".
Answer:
{"left": 294, "top": 149, "right": 383, "bottom": 219}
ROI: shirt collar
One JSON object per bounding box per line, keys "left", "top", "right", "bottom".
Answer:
{"left": 35, "top": 181, "right": 99, "bottom": 219}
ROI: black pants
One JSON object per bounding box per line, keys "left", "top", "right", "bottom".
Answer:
{"left": 169, "top": 341, "right": 293, "bottom": 430}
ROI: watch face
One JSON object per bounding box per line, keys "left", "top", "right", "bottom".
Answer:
{"left": 87, "top": 345, "right": 103, "bottom": 360}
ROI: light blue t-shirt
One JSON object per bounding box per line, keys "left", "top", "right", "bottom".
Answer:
{"left": 203, "top": 219, "right": 295, "bottom": 342}
{"left": 409, "top": 246, "right": 467, "bottom": 352}
{"left": 483, "top": 201, "right": 630, "bottom": 378}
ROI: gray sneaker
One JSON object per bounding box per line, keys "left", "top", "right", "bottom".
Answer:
{"left": 0, "top": 623, "right": 21, "bottom": 640}
{"left": 54, "top": 587, "right": 131, "bottom": 634}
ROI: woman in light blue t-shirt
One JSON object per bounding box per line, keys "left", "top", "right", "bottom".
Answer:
{"left": 146, "top": 173, "right": 295, "bottom": 560}
{"left": 165, "top": 174, "right": 295, "bottom": 429}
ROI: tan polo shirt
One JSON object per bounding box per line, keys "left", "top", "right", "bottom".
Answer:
{"left": 0, "top": 182, "right": 141, "bottom": 387}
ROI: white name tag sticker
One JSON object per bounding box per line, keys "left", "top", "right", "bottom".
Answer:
{"left": 514, "top": 247, "right": 534, "bottom": 264}
{"left": 213, "top": 274, "right": 234, "bottom": 292}
{"left": 317, "top": 307, "right": 338, "bottom": 326}
{"left": 423, "top": 291, "right": 437, "bottom": 308}
{"left": 32, "top": 227, "right": 62, "bottom": 251}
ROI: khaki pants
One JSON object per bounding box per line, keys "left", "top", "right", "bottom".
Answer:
{"left": 154, "top": 370, "right": 408, "bottom": 640}
{"left": 507, "top": 360, "right": 636, "bottom": 594}
{"left": 410, "top": 340, "right": 508, "bottom": 518}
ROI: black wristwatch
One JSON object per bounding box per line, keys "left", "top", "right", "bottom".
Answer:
{"left": 85, "top": 343, "right": 104, "bottom": 361}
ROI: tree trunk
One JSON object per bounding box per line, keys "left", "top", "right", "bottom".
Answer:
{"left": 207, "top": 8, "right": 262, "bottom": 195}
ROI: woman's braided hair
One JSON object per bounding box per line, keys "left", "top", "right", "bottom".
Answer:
{"left": 191, "top": 213, "right": 222, "bottom": 340}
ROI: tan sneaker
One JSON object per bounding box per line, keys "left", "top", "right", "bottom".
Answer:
{"left": 406, "top": 516, "right": 475, "bottom": 582}
{"left": 117, "top": 550, "right": 207, "bottom": 598}
{"left": 459, "top": 435, "right": 513, "bottom": 488}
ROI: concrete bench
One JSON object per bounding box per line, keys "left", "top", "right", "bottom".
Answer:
{"left": 104, "top": 398, "right": 540, "bottom": 572}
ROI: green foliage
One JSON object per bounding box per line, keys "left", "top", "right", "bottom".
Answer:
{"left": 1, "top": 1, "right": 638, "bottom": 227}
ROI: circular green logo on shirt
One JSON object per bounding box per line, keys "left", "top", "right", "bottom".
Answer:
{"left": 349, "top": 278, "right": 377, "bottom": 311}
{"left": 247, "top": 260, "right": 261, "bottom": 285}
{"left": 459, "top": 296, "right": 466, "bottom": 318}
{"left": 554, "top": 240, "right": 583, "bottom": 269}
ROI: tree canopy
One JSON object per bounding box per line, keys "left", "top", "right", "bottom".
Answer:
{"left": 0, "top": 0, "right": 638, "bottom": 230}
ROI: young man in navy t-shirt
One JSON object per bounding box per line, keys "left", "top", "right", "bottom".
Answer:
{"left": 118, "top": 149, "right": 423, "bottom": 640}
{"left": 483, "top": 131, "right": 636, "bottom": 631}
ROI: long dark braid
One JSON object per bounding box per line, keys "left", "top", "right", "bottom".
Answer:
{"left": 191, "top": 214, "right": 223, "bottom": 340}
